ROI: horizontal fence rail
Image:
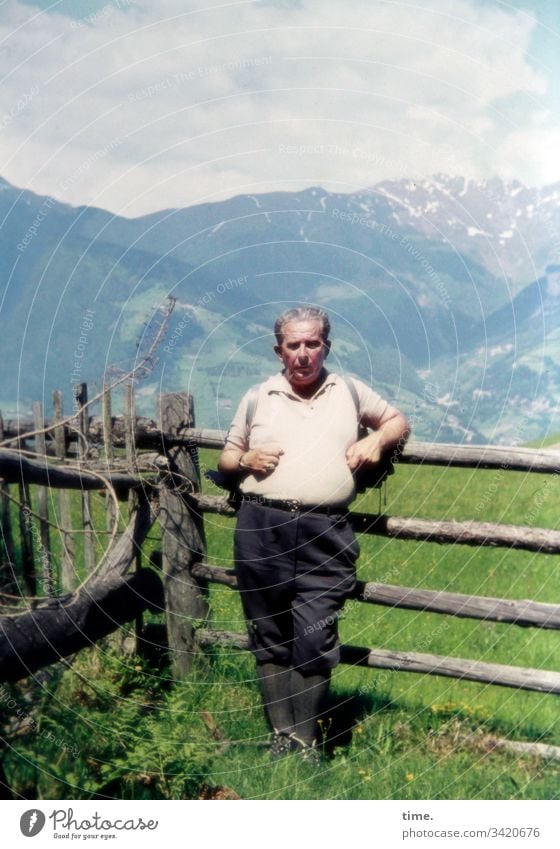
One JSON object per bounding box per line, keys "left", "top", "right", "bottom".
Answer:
{"left": 175, "top": 429, "right": 560, "bottom": 473}
{"left": 193, "top": 493, "right": 560, "bottom": 554}
{"left": 196, "top": 629, "right": 560, "bottom": 695}
{"left": 0, "top": 449, "right": 157, "bottom": 491}
{"left": 190, "top": 564, "right": 560, "bottom": 630}
{"left": 2, "top": 418, "right": 560, "bottom": 473}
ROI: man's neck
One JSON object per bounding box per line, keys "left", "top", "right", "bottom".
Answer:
{"left": 286, "top": 368, "right": 328, "bottom": 400}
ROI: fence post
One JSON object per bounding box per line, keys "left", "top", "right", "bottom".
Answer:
{"left": 32, "top": 401, "right": 54, "bottom": 596}
{"left": 17, "top": 480, "right": 35, "bottom": 596}
{"left": 53, "top": 391, "right": 76, "bottom": 591}
{"left": 75, "top": 382, "right": 95, "bottom": 574}
{"left": 158, "top": 392, "right": 207, "bottom": 678}
{"left": 125, "top": 381, "right": 142, "bottom": 653}
{"left": 0, "top": 412, "right": 16, "bottom": 593}
{"left": 102, "top": 381, "right": 119, "bottom": 538}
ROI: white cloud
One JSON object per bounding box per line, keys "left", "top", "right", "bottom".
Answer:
{"left": 500, "top": 128, "right": 560, "bottom": 184}
{"left": 0, "top": 0, "right": 553, "bottom": 214}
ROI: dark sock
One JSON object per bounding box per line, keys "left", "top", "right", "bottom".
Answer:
{"left": 290, "top": 669, "right": 331, "bottom": 747}
{"left": 256, "top": 662, "right": 294, "bottom": 734}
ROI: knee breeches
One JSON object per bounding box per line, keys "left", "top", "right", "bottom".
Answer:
{"left": 233, "top": 502, "right": 359, "bottom": 673}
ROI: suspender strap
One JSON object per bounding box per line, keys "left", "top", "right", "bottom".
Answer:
{"left": 244, "top": 384, "right": 261, "bottom": 438}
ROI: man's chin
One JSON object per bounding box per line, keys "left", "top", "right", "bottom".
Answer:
{"left": 289, "top": 371, "right": 324, "bottom": 390}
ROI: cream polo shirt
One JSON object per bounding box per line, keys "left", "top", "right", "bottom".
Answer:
{"left": 224, "top": 371, "right": 391, "bottom": 507}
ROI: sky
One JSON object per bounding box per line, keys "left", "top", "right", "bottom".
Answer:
{"left": 0, "top": 0, "right": 559, "bottom": 216}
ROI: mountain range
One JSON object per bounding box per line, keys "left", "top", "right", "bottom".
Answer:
{"left": 0, "top": 173, "right": 558, "bottom": 444}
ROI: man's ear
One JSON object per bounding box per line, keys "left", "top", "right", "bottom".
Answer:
{"left": 274, "top": 344, "right": 282, "bottom": 360}
{"left": 324, "top": 340, "right": 331, "bottom": 357}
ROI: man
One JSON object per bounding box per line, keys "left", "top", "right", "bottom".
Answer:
{"left": 219, "top": 306, "right": 409, "bottom": 763}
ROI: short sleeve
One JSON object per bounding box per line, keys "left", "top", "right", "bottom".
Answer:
{"left": 349, "top": 377, "right": 392, "bottom": 428}
{"left": 223, "top": 392, "right": 251, "bottom": 450}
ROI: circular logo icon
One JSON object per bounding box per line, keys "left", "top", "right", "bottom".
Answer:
{"left": 20, "top": 809, "right": 46, "bottom": 837}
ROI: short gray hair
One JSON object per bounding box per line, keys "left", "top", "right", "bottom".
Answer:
{"left": 274, "top": 306, "right": 331, "bottom": 344}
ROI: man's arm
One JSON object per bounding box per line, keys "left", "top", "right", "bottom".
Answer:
{"left": 346, "top": 407, "right": 410, "bottom": 470}
{"left": 219, "top": 443, "right": 284, "bottom": 476}
{"left": 218, "top": 389, "right": 284, "bottom": 476}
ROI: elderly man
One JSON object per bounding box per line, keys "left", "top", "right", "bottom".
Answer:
{"left": 219, "top": 306, "right": 409, "bottom": 762}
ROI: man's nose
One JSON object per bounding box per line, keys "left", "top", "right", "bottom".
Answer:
{"left": 297, "top": 345, "right": 308, "bottom": 361}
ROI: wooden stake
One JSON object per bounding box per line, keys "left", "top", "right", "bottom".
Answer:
{"left": 32, "top": 401, "right": 54, "bottom": 596}
{"left": 158, "top": 392, "right": 207, "bottom": 678}
{"left": 75, "top": 383, "right": 95, "bottom": 574}
{"left": 0, "top": 412, "right": 16, "bottom": 593}
{"left": 53, "top": 391, "right": 76, "bottom": 591}
{"left": 124, "top": 381, "right": 141, "bottom": 653}
{"left": 17, "top": 481, "right": 35, "bottom": 596}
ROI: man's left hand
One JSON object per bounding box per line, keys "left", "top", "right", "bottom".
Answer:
{"left": 346, "top": 433, "right": 383, "bottom": 470}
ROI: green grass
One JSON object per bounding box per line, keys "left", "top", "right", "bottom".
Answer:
{"left": 526, "top": 432, "right": 560, "bottom": 449}
{"left": 2, "top": 448, "right": 560, "bottom": 799}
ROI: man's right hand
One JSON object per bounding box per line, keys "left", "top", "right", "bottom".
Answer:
{"left": 240, "top": 443, "right": 284, "bottom": 475}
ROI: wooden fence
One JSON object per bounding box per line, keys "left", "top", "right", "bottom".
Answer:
{"left": 1, "top": 383, "right": 560, "bottom": 696}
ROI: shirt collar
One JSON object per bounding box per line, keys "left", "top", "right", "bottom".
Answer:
{"left": 266, "top": 369, "right": 337, "bottom": 400}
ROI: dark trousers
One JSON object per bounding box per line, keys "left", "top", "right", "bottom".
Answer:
{"left": 234, "top": 501, "right": 359, "bottom": 674}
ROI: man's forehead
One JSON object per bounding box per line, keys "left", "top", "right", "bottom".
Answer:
{"left": 280, "top": 319, "right": 323, "bottom": 340}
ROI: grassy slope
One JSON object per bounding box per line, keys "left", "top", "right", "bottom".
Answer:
{"left": 3, "top": 449, "right": 560, "bottom": 800}
{"left": 526, "top": 433, "right": 560, "bottom": 449}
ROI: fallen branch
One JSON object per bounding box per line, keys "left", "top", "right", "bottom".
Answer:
{"left": 0, "top": 500, "right": 160, "bottom": 682}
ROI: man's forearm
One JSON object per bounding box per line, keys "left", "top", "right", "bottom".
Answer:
{"left": 377, "top": 413, "right": 411, "bottom": 453}
{"left": 219, "top": 443, "right": 284, "bottom": 476}
{"left": 347, "top": 413, "right": 410, "bottom": 469}
{"left": 218, "top": 448, "right": 244, "bottom": 474}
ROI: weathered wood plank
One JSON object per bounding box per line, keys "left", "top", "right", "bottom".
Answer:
{"left": 53, "top": 391, "right": 75, "bottom": 591}
{"left": 401, "top": 440, "right": 560, "bottom": 474}
{"left": 191, "top": 564, "right": 560, "bottom": 630}
{"left": 124, "top": 382, "right": 137, "bottom": 475}
{"left": 196, "top": 630, "right": 560, "bottom": 695}
{"left": 0, "top": 413, "right": 16, "bottom": 594}
{"left": 75, "top": 383, "right": 95, "bottom": 574}
{"left": 2, "top": 421, "right": 559, "bottom": 474}
{"left": 488, "top": 738, "right": 560, "bottom": 761}
{"left": 354, "top": 581, "right": 560, "bottom": 629}
{"left": 0, "top": 449, "right": 153, "bottom": 491}
{"left": 102, "top": 383, "right": 114, "bottom": 466}
{"left": 101, "top": 383, "right": 119, "bottom": 634}
{"left": 17, "top": 482, "right": 35, "bottom": 596}
{"left": 349, "top": 513, "right": 560, "bottom": 553}
{"left": 0, "top": 480, "right": 15, "bottom": 593}
{"left": 32, "top": 401, "right": 53, "bottom": 596}
{"left": 193, "top": 494, "right": 560, "bottom": 553}
{"left": 159, "top": 392, "right": 207, "bottom": 678}
{"left": 123, "top": 381, "right": 142, "bottom": 652}
{"left": 339, "top": 645, "right": 560, "bottom": 695}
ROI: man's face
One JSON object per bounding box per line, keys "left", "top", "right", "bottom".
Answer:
{"left": 275, "top": 319, "right": 330, "bottom": 390}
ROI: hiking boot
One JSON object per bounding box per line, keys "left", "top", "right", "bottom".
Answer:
{"left": 269, "top": 731, "right": 296, "bottom": 760}
{"left": 297, "top": 739, "right": 323, "bottom": 766}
